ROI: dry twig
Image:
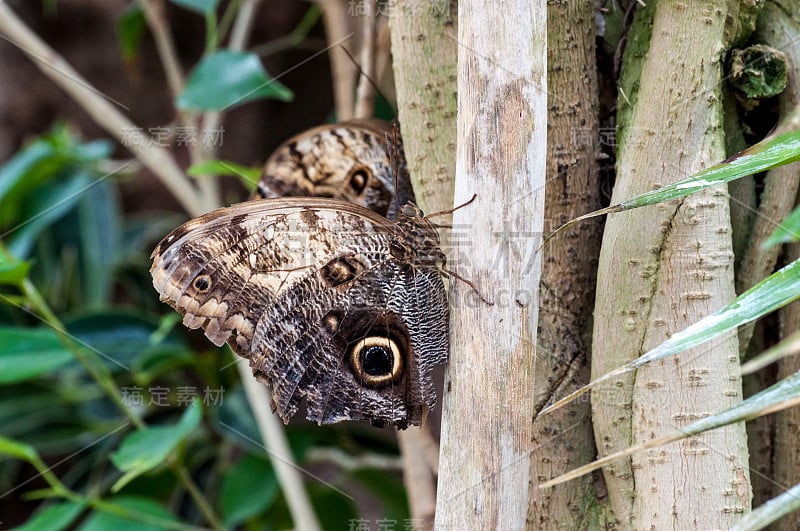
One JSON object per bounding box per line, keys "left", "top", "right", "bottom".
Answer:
{"left": 353, "top": 0, "right": 376, "bottom": 119}
{"left": 0, "top": 2, "right": 205, "bottom": 216}
{"left": 317, "top": 0, "right": 355, "bottom": 120}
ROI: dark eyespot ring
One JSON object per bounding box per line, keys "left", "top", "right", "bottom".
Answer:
{"left": 193, "top": 275, "right": 211, "bottom": 292}
{"left": 350, "top": 336, "right": 403, "bottom": 387}
{"left": 347, "top": 166, "right": 371, "bottom": 195}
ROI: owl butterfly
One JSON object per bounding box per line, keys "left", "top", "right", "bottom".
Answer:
{"left": 151, "top": 119, "right": 448, "bottom": 429}
{"left": 256, "top": 118, "right": 416, "bottom": 218}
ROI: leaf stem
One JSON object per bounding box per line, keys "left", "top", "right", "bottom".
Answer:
{"left": 11, "top": 258, "right": 223, "bottom": 528}
{"left": 0, "top": 2, "right": 205, "bottom": 217}
{"left": 20, "top": 278, "right": 146, "bottom": 431}
{"left": 172, "top": 462, "right": 224, "bottom": 530}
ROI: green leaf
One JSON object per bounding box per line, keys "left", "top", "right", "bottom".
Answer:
{"left": 110, "top": 400, "right": 202, "bottom": 491}
{"left": 132, "top": 345, "right": 194, "bottom": 384}
{"left": 0, "top": 386, "right": 64, "bottom": 429}
{"left": 169, "top": 0, "right": 219, "bottom": 15}
{"left": 113, "top": 468, "right": 177, "bottom": 502}
{"left": 7, "top": 170, "right": 93, "bottom": 258}
{"left": 542, "top": 257, "right": 800, "bottom": 413}
{"left": 0, "top": 254, "right": 30, "bottom": 285}
{"left": 308, "top": 484, "right": 358, "bottom": 531}
{"left": 11, "top": 501, "right": 86, "bottom": 531}
{"left": 546, "top": 130, "right": 800, "bottom": 245}
{"left": 176, "top": 50, "right": 293, "bottom": 111}
{"left": 77, "top": 181, "right": 120, "bottom": 308}
{"left": 282, "top": 4, "right": 322, "bottom": 51}
{"left": 0, "top": 435, "right": 39, "bottom": 462}
{"left": 0, "top": 376, "right": 119, "bottom": 455}
{"left": 763, "top": 203, "right": 800, "bottom": 248}
{"left": 619, "top": 130, "right": 800, "bottom": 210}
{"left": 0, "top": 327, "right": 74, "bottom": 384}
{"left": 23, "top": 424, "right": 110, "bottom": 456}
{"left": 0, "top": 386, "right": 95, "bottom": 449}
{"left": 210, "top": 382, "right": 261, "bottom": 451}
{"left": 64, "top": 311, "right": 186, "bottom": 373}
{"left": 117, "top": 214, "right": 184, "bottom": 266}
{"left": 731, "top": 480, "right": 800, "bottom": 531}
{"left": 220, "top": 453, "right": 278, "bottom": 526}
{"left": 78, "top": 496, "right": 181, "bottom": 531}
{"left": 117, "top": 3, "right": 146, "bottom": 63}
{"left": 149, "top": 313, "right": 182, "bottom": 345}
{"left": 187, "top": 160, "right": 261, "bottom": 190}
{"left": 0, "top": 140, "right": 55, "bottom": 202}
{"left": 0, "top": 130, "right": 110, "bottom": 217}
{"left": 67, "top": 140, "right": 113, "bottom": 162}
{"left": 741, "top": 330, "right": 800, "bottom": 375}
{"left": 541, "top": 370, "right": 800, "bottom": 489}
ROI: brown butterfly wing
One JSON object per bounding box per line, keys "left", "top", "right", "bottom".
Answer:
{"left": 151, "top": 198, "right": 447, "bottom": 428}
{"left": 256, "top": 119, "right": 415, "bottom": 218}
{"left": 253, "top": 257, "right": 447, "bottom": 428}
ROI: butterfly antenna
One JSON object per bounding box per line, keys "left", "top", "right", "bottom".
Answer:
{"left": 429, "top": 196, "right": 489, "bottom": 304}
{"left": 425, "top": 194, "right": 478, "bottom": 219}
{"left": 443, "top": 266, "right": 494, "bottom": 305}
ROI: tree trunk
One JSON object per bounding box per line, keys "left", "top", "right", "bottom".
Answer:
{"left": 776, "top": 282, "right": 800, "bottom": 531}
{"left": 389, "top": 1, "right": 457, "bottom": 216}
{"left": 527, "top": 1, "right": 603, "bottom": 529}
{"left": 765, "top": 5, "right": 800, "bottom": 526}
{"left": 390, "top": 2, "right": 459, "bottom": 526}
{"left": 592, "top": 2, "right": 751, "bottom": 528}
{"left": 746, "top": 2, "right": 800, "bottom": 515}
{"left": 435, "top": 1, "right": 545, "bottom": 528}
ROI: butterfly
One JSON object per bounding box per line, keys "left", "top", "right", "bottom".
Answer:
{"left": 256, "top": 118, "right": 415, "bottom": 219}
{"left": 150, "top": 120, "right": 449, "bottom": 428}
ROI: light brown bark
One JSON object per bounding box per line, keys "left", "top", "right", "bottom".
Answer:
{"left": 397, "top": 427, "right": 436, "bottom": 528}
{"left": 317, "top": 0, "right": 356, "bottom": 121}
{"left": 767, "top": 7, "right": 800, "bottom": 525}
{"left": 389, "top": 2, "right": 459, "bottom": 525}
{"left": 592, "top": 2, "right": 751, "bottom": 528}
{"left": 527, "top": 1, "right": 603, "bottom": 528}
{"left": 737, "top": 1, "right": 800, "bottom": 346}
{"left": 746, "top": 3, "right": 800, "bottom": 516}
{"left": 435, "top": 1, "right": 545, "bottom": 528}
{"left": 389, "top": 1, "right": 456, "bottom": 216}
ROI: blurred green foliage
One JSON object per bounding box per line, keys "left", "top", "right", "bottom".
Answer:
{"left": 0, "top": 1, "right": 408, "bottom": 528}
{"left": 0, "top": 120, "right": 407, "bottom": 531}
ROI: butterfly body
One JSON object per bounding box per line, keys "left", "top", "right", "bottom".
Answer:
{"left": 151, "top": 197, "right": 448, "bottom": 428}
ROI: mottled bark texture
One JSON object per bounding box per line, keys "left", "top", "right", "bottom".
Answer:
{"left": 436, "top": 1, "right": 545, "bottom": 528}
{"left": 389, "top": 3, "right": 459, "bottom": 526}
{"left": 389, "top": 1, "right": 457, "bottom": 217}
{"left": 592, "top": 2, "right": 751, "bottom": 528}
{"left": 776, "top": 280, "right": 800, "bottom": 531}
{"left": 762, "top": 3, "right": 800, "bottom": 529}
{"left": 527, "top": 2, "right": 603, "bottom": 529}
{"left": 734, "top": 2, "right": 800, "bottom": 511}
